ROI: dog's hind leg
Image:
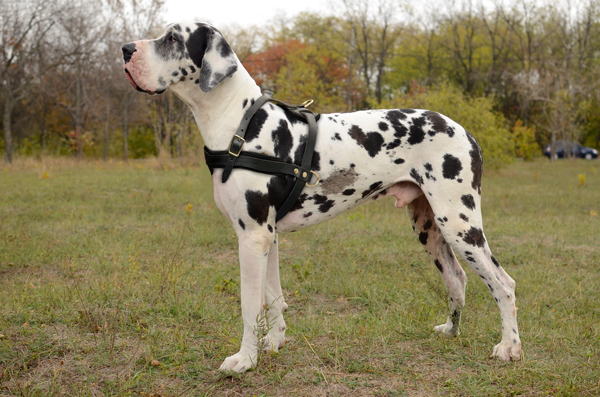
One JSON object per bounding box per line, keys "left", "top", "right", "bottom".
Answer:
{"left": 406, "top": 194, "right": 467, "bottom": 336}
{"left": 428, "top": 197, "right": 521, "bottom": 361}
{"left": 262, "top": 234, "right": 288, "bottom": 352}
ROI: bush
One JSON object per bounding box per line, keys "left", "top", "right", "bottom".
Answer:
{"left": 379, "top": 82, "right": 514, "bottom": 169}
{"left": 512, "top": 120, "right": 538, "bottom": 160}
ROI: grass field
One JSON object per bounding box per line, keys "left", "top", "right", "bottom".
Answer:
{"left": 1, "top": 157, "right": 599, "bottom": 396}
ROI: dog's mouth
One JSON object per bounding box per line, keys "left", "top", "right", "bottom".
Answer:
{"left": 124, "top": 68, "right": 160, "bottom": 95}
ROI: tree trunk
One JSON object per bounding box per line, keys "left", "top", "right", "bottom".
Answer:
{"left": 3, "top": 99, "right": 15, "bottom": 164}
{"left": 123, "top": 101, "right": 129, "bottom": 161}
{"left": 104, "top": 102, "right": 110, "bottom": 161}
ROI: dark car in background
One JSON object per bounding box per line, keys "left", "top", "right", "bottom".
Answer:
{"left": 543, "top": 140, "right": 598, "bottom": 160}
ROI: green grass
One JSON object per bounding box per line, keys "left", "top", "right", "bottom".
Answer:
{"left": 1, "top": 157, "right": 599, "bottom": 396}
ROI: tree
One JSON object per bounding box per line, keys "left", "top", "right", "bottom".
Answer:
{"left": 0, "top": 0, "right": 59, "bottom": 163}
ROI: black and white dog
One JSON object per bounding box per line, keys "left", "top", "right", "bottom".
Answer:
{"left": 122, "top": 22, "right": 521, "bottom": 373}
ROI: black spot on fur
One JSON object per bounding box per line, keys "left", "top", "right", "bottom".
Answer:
{"left": 272, "top": 119, "right": 293, "bottom": 162}
{"left": 410, "top": 168, "right": 424, "bottom": 185}
{"left": 459, "top": 213, "right": 469, "bottom": 222}
{"left": 394, "top": 158, "right": 405, "bottom": 165}
{"left": 424, "top": 111, "right": 455, "bottom": 137}
{"left": 387, "top": 139, "right": 401, "bottom": 150}
{"left": 419, "top": 232, "right": 429, "bottom": 245}
{"left": 434, "top": 259, "right": 444, "bottom": 273}
{"left": 386, "top": 111, "right": 409, "bottom": 139}
{"left": 245, "top": 190, "right": 269, "bottom": 226}
{"left": 466, "top": 132, "right": 483, "bottom": 195}
{"left": 311, "top": 151, "right": 321, "bottom": 171}
{"left": 267, "top": 225, "right": 274, "bottom": 233}
{"left": 379, "top": 122, "right": 389, "bottom": 131}
{"left": 424, "top": 163, "right": 433, "bottom": 172}
{"left": 361, "top": 181, "right": 383, "bottom": 199}
{"left": 242, "top": 98, "right": 248, "bottom": 108}
{"left": 407, "top": 117, "right": 426, "bottom": 145}
{"left": 238, "top": 219, "right": 245, "bottom": 230}
{"left": 216, "top": 35, "right": 234, "bottom": 58}
{"left": 463, "top": 226, "right": 486, "bottom": 247}
{"left": 186, "top": 25, "right": 211, "bottom": 68}
{"left": 313, "top": 194, "right": 335, "bottom": 213}
{"left": 342, "top": 189, "right": 355, "bottom": 196}
{"left": 333, "top": 133, "right": 342, "bottom": 141}
{"left": 461, "top": 194, "right": 476, "bottom": 210}
{"left": 290, "top": 193, "right": 309, "bottom": 212}
{"left": 423, "top": 220, "right": 433, "bottom": 230}
{"left": 348, "top": 125, "right": 385, "bottom": 158}
{"left": 491, "top": 255, "right": 500, "bottom": 267}
{"left": 401, "top": 109, "right": 416, "bottom": 114}
{"left": 267, "top": 175, "right": 295, "bottom": 211}
{"left": 245, "top": 108, "right": 268, "bottom": 142}
{"left": 442, "top": 154, "right": 463, "bottom": 180}
{"left": 303, "top": 212, "right": 312, "bottom": 218}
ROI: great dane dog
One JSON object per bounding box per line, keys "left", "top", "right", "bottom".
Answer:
{"left": 122, "top": 22, "right": 522, "bottom": 373}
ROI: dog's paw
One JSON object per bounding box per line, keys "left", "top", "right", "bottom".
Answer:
{"left": 260, "top": 325, "right": 287, "bottom": 352}
{"left": 491, "top": 340, "right": 521, "bottom": 361}
{"left": 434, "top": 319, "right": 459, "bottom": 336}
{"left": 219, "top": 351, "right": 257, "bottom": 373}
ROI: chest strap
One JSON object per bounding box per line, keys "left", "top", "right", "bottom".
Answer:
{"left": 204, "top": 95, "right": 320, "bottom": 222}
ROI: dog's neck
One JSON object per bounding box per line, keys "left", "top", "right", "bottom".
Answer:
{"left": 170, "top": 62, "right": 262, "bottom": 151}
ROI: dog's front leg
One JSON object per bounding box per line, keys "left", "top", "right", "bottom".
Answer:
{"left": 219, "top": 230, "right": 274, "bottom": 373}
{"left": 262, "top": 235, "right": 288, "bottom": 352}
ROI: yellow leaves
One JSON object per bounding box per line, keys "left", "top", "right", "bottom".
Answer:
{"left": 42, "top": 171, "right": 49, "bottom": 179}
{"left": 591, "top": 210, "right": 598, "bottom": 217}
{"left": 185, "top": 203, "right": 193, "bottom": 215}
{"left": 578, "top": 173, "right": 587, "bottom": 187}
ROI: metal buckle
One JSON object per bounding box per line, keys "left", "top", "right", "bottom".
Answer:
{"left": 301, "top": 99, "right": 314, "bottom": 108}
{"left": 228, "top": 135, "right": 245, "bottom": 157}
{"left": 306, "top": 170, "right": 320, "bottom": 187}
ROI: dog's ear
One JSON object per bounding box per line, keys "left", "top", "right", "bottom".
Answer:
{"left": 186, "top": 24, "right": 238, "bottom": 92}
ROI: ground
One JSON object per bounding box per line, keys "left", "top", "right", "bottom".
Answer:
{"left": 0, "top": 157, "right": 599, "bottom": 396}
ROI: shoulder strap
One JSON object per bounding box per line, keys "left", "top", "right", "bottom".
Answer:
{"left": 210, "top": 95, "right": 320, "bottom": 222}
{"left": 222, "top": 95, "right": 272, "bottom": 183}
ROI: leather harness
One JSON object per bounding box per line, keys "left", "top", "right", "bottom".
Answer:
{"left": 204, "top": 95, "right": 320, "bottom": 222}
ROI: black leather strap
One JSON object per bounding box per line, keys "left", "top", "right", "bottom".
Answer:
{"left": 205, "top": 95, "right": 319, "bottom": 222}
{"left": 222, "top": 95, "right": 272, "bottom": 183}
{"left": 276, "top": 110, "right": 317, "bottom": 221}
{"left": 204, "top": 147, "right": 313, "bottom": 183}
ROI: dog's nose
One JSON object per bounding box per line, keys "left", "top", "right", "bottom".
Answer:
{"left": 122, "top": 43, "right": 136, "bottom": 63}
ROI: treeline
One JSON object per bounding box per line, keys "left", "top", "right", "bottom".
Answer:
{"left": 2, "top": 0, "right": 600, "bottom": 165}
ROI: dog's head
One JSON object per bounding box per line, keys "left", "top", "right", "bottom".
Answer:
{"left": 122, "top": 22, "right": 238, "bottom": 95}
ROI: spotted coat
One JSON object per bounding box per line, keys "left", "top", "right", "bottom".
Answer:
{"left": 122, "top": 22, "right": 522, "bottom": 374}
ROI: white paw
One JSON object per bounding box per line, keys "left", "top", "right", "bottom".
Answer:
{"left": 260, "top": 327, "right": 286, "bottom": 352}
{"left": 219, "top": 351, "right": 257, "bottom": 373}
{"left": 434, "top": 320, "right": 459, "bottom": 336}
{"left": 491, "top": 340, "right": 521, "bottom": 361}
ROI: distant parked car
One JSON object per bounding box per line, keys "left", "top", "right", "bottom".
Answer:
{"left": 543, "top": 141, "right": 598, "bottom": 160}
